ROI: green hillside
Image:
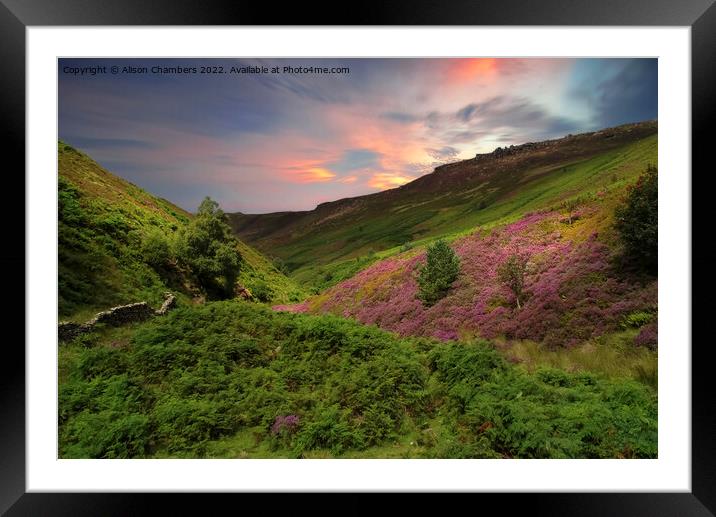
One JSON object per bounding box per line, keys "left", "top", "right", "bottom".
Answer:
{"left": 58, "top": 142, "right": 304, "bottom": 319}
{"left": 58, "top": 121, "right": 658, "bottom": 460}
{"left": 59, "top": 301, "right": 656, "bottom": 459}
{"left": 229, "top": 121, "right": 657, "bottom": 289}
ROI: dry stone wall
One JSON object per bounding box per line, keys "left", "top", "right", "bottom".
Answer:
{"left": 58, "top": 292, "right": 177, "bottom": 342}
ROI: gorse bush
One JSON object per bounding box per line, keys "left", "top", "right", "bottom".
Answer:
{"left": 417, "top": 240, "right": 460, "bottom": 306}
{"left": 614, "top": 165, "right": 657, "bottom": 274}
{"left": 59, "top": 301, "right": 657, "bottom": 459}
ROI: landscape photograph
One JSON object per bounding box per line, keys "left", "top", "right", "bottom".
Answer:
{"left": 57, "top": 57, "right": 658, "bottom": 459}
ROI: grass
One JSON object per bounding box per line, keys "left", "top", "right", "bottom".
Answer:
{"left": 236, "top": 134, "right": 657, "bottom": 290}
{"left": 58, "top": 301, "right": 657, "bottom": 459}
{"left": 495, "top": 331, "right": 657, "bottom": 391}
{"left": 58, "top": 142, "right": 304, "bottom": 318}
{"left": 57, "top": 131, "right": 659, "bottom": 461}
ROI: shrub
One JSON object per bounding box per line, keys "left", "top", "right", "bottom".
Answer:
{"left": 614, "top": 165, "right": 658, "bottom": 274}
{"left": 562, "top": 198, "right": 580, "bottom": 225}
{"left": 634, "top": 321, "right": 657, "bottom": 349}
{"left": 497, "top": 253, "right": 530, "bottom": 309}
{"left": 58, "top": 301, "right": 658, "bottom": 459}
{"left": 141, "top": 228, "right": 172, "bottom": 269}
{"left": 621, "top": 311, "right": 655, "bottom": 329}
{"left": 417, "top": 240, "right": 460, "bottom": 306}
{"left": 249, "top": 279, "right": 274, "bottom": 303}
{"left": 293, "top": 404, "right": 363, "bottom": 455}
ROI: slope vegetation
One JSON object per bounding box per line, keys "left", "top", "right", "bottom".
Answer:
{"left": 59, "top": 301, "right": 657, "bottom": 459}
{"left": 58, "top": 142, "right": 303, "bottom": 319}
{"left": 228, "top": 121, "right": 657, "bottom": 287}
{"left": 293, "top": 200, "right": 657, "bottom": 350}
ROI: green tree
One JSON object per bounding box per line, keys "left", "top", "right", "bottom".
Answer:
{"left": 497, "top": 253, "right": 529, "bottom": 309}
{"left": 176, "top": 197, "right": 242, "bottom": 298}
{"left": 614, "top": 165, "right": 657, "bottom": 274}
{"left": 141, "top": 228, "right": 172, "bottom": 269}
{"left": 417, "top": 240, "right": 460, "bottom": 306}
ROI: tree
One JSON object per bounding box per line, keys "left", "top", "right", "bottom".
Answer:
{"left": 563, "top": 198, "right": 579, "bottom": 225}
{"left": 497, "top": 253, "right": 529, "bottom": 309}
{"left": 614, "top": 165, "right": 657, "bottom": 274}
{"left": 417, "top": 240, "right": 460, "bottom": 306}
{"left": 175, "top": 197, "right": 242, "bottom": 298}
{"left": 141, "top": 228, "right": 172, "bottom": 269}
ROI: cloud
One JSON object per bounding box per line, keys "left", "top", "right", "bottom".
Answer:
{"left": 283, "top": 166, "right": 336, "bottom": 183}
{"left": 380, "top": 111, "right": 420, "bottom": 124}
{"left": 425, "top": 146, "right": 460, "bottom": 161}
{"left": 327, "top": 149, "right": 383, "bottom": 174}
{"left": 589, "top": 59, "right": 657, "bottom": 127}
{"left": 368, "top": 172, "right": 415, "bottom": 190}
{"left": 417, "top": 96, "right": 582, "bottom": 151}
{"left": 67, "top": 137, "right": 159, "bottom": 151}
{"left": 455, "top": 97, "right": 505, "bottom": 122}
{"left": 58, "top": 58, "right": 656, "bottom": 213}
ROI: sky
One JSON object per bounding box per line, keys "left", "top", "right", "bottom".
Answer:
{"left": 58, "top": 58, "right": 657, "bottom": 213}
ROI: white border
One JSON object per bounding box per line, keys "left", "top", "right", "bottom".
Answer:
{"left": 27, "top": 27, "right": 691, "bottom": 492}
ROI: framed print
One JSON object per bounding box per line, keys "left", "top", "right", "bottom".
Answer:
{"left": 3, "top": 0, "right": 714, "bottom": 514}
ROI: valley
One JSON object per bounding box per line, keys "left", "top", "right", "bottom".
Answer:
{"left": 57, "top": 121, "right": 659, "bottom": 459}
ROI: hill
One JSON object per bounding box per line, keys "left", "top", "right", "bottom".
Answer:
{"left": 58, "top": 142, "right": 304, "bottom": 319}
{"left": 57, "top": 124, "right": 658, "bottom": 460}
{"left": 288, "top": 200, "right": 658, "bottom": 350}
{"left": 228, "top": 121, "right": 657, "bottom": 288}
{"left": 59, "top": 301, "right": 657, "bottom": 459}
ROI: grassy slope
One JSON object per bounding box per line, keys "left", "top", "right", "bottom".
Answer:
{"left": 230, "top": 125, "right": 657, "bottom": 289}
{"left": 57, "top": 128, "right": 659, "bottom": 460}
{"left": 58, "top": 142, "right": 303, "bottom": 319}
{"left": 292, "top": 133, "right": 657, "bottom": 291}
{"left": 59, "top": 301, "right": 657, "bottom": 459}
{"left": 277, "top": 134, "right": 658, "bottom": 376}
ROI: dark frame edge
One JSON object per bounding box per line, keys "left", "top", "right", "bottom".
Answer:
{"left": 691, "top": 0, "right": 716, "bottom": 514}
{"left": 0, "top": 0, "right": 26, "bottom": 516}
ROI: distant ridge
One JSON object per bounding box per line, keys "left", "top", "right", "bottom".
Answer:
{"left": 227, "top": 120, "right": 657, "bottom": 283}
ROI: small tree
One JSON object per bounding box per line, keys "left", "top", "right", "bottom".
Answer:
{"left": 563, "top": 198, "right": 579, "bottom": 225}
{"left": 417, "top": 240, "right": 460, "bottom": 306}
{"left": 614, "top": 165, "right": 657, "bottom": 274}
{"left": 497, "top": 253, "right": 529, "bottom": 309}
{"left": 176, "top": 197, "right": 242, "bottom": 298}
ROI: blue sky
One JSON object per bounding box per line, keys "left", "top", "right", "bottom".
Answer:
{"left": 59, "top": 58, "right": 657, "bottom": 213}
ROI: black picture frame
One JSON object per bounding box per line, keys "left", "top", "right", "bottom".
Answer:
{"left": 2, "top": 1, "right": 713, "bottom": 514}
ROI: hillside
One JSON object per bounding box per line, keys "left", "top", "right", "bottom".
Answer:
{"left": 59, "top": 301, "right": 657, "bottom": 459}
{"left": 287, "top": 200, "right": 658, "bottom": 350}
{"left": 58, "top": 142, "right": 304, "bottom": 319}
{"left": 58, "top": 126, "right": 658, "bottom": 460}
{"left": 228, "top": 121, "right": 657, "bottom": 287}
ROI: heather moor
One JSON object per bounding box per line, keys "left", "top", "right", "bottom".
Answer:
{"left": 58, "top": 58, "right": 658, "bottom": 458}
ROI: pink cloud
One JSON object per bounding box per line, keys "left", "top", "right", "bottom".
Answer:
{"left": 368, "top": 172, "right": 415, "bottom": 190}
{"left": 283, "top": 166, "right": 336, "bottom": 183}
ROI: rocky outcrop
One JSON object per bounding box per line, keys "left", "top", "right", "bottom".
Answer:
{"left": 59, "top": 292, "right": 177, "bottom": 343}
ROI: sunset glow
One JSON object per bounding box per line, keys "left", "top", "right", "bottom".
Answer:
{"left": 59, "top": 58, "right": 657, "bottom": 213}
